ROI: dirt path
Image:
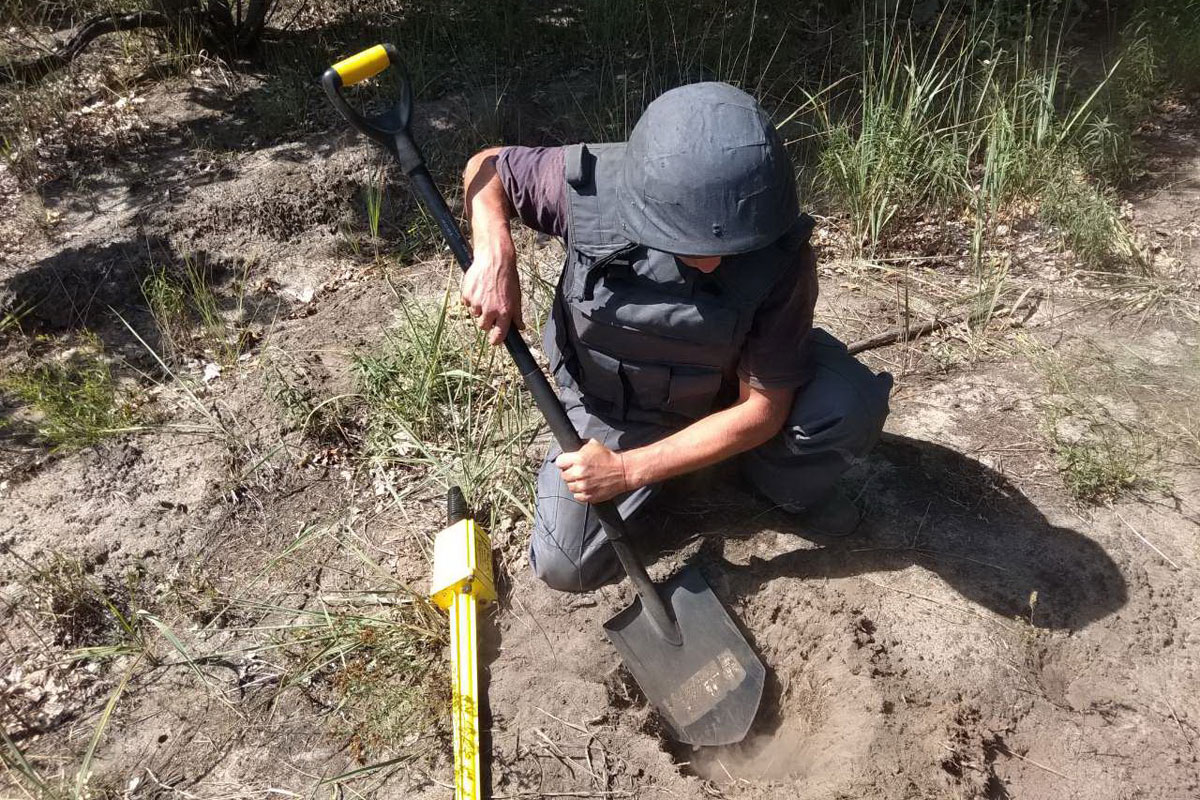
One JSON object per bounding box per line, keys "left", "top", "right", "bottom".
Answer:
{"left": 2, "top": 79, "right": 1198, "bottom": 800}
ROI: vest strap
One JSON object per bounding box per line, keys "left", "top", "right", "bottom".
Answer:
{"left": 565, "top": 143, "right": 591, "bottom": 188}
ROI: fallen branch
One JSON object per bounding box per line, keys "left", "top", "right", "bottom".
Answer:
{"left": 847, "top": 292, "right": 1041, "bottom": 355}
{"left": 0, "top": 11, "right": 170, "bottom": 85}
{"left": 1112, "top": 508, "right": 1182, "bottom": 570}
{"left": 994, "top": 741, "right": 1074, "bottom": 781}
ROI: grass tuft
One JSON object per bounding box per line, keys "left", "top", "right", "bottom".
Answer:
{"left": 2, "top": 336, "right": 137, "bottom": 449}
{"left": 354, "top": 286, "right": 541, "bottom": 526}
{"left": 1025, "top": 336, "right": 1167, "bottom": 505}
{"left": 1053, "top": 427, "right": 1159, "bottom": 504}
{"left": 141, "top": 253, "right": 250, "bottom": 365}
{"left": 20, "top": 553, "right": 154, "bottom": 660}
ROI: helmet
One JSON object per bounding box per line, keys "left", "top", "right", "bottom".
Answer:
{"left": 615, "top": 82, "right": 798, "bottom": 256}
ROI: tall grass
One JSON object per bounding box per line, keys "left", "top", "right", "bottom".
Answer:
{"left": 354, "top": 286, "right": 541, "bottom": 526}
{"left": 1119, "top": 0, "right": 1200, "bottom": 96}
{"left": 808, "top": 9, "right": 1143, "bottom": 272}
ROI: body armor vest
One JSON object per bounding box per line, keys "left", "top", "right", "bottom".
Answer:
{"left": 544, "top": 143, "right": 813, "bottom": 427}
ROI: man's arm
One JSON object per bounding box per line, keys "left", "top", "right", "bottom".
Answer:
{"left": 555, "top": 380, "right": 794, "bottom": 503}
{"left": 462, "top": 147, "right": 522, "bottom": 345}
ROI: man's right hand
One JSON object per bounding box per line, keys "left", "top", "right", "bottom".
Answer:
{"left": 461, "top": 232, "right": 524, "bottom": 346}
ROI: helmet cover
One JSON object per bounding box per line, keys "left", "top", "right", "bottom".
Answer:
{"left": 615, "top": 82, "right": 798, "bottom": 256}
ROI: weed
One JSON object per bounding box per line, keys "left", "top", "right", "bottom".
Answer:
{"left": 1052, "top": 424, "right": 1159, "bottom": 504}
{"left": 141, "top": 266, "right": 190, "bottom": 362}
{"left": 1, "top": 337, "right": 137, "bottom": 449}
{"left": 141, "top": 253, "right": 250, "bottom": 365}
{"left": 21, "top": 553, "right": 153, "bottom": 660}
{"left": 354, "top": 286, "right": 541, "bottom": 525}
{"left": 1025, "top": 336, "right": 1165, "bottom": 504}
{"left": 364, "top": 168, "right": 386, "bottom": 241}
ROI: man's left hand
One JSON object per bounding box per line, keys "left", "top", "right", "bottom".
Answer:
{"left": 554, "top": 439, "right": 629, "bottom": 504}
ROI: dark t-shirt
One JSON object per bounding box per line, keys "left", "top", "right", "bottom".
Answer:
{"left": 496, "top": 145, "right": 817, "bottom": 389}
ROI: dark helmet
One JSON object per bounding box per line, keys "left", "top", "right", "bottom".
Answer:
{"left": 615, "top": 82, "right": 798, "bottom": 257}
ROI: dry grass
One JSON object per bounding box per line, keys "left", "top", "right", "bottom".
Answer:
{"left": 1022, "top": 334, "right": 1178, "bottom": 504}
{"left": 353, "top": 285, "right": 543, "bottom": 527}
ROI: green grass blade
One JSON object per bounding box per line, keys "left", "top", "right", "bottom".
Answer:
{"left": 1, "top": 728, "right": 57, "bottom": 798}
{"left": 73, "top": 657, "right": 137, "bottom": 800}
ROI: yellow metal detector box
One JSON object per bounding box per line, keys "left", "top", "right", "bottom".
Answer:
{"left": 430, "top": 517, "right": 496, "bottom": 609}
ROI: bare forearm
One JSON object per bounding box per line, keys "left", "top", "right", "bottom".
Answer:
{"left": 464, "top": 147, "right": 513, "bottom": 250}
{"left": 622, "top": 390, "right": 792, "bottom": 488}
{"left": 462, "top": 148, "right": 524, "bottom": 343}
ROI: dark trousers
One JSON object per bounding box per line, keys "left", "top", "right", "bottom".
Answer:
{"left": 529, "top": 329, "right": 893, "bottom": 592}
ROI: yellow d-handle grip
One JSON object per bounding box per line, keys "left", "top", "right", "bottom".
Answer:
{"left": 331, "top": 44, "right": 390, "bottom": 87}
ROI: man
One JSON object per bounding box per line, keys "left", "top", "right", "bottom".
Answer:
{"left": 460, "top": 82, "right": 892, "bottom": 593}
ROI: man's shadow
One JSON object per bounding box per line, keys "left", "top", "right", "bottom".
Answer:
{"left": 651, "top": 433, "right": 1127, "bottom": 632}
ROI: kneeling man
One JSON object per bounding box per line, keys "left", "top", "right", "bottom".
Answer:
{"left": 461, "top": 83, "right": 892, "bottom": 592}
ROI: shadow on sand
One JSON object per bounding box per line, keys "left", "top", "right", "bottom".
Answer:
{"left": 654, "top": 432, "right": 1127, "bottom": 633}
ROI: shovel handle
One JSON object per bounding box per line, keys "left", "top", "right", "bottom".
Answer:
{"left": 321, "top": 44, "right": 422, "bottom": 173}
{"left": 322, "top": 45, "right": 681, "bottom": 645}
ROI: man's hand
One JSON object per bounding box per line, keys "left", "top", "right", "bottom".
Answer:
{"left": 555, "top": 439, "right": 629, "bottom": 504}
{"left": 461, "top": 236, "right": 524, "bottom": 346}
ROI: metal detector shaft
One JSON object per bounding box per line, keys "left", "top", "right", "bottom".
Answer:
{"left": 404, "top": 164, "right": 682, "bottom": 646}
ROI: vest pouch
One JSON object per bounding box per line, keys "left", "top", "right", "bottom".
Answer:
{"left": 619, "top": 360, "right": 670, "bottom": 413}
{"left": 668, "top": 367, "right": 725, "bottom": 420}
{"left": 573, "top": 345, "right": 625, "bottom": 415}
{"left": 581, "top": 277, "right": 740, "bottom": 350}
{"left": 564, "top": 244, "right": 632, "bottom": 305}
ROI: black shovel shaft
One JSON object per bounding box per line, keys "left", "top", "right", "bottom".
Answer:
{"left": 320, "top": 48, "right": 679, "bottom": 644}
{"left": 406, "top": 164, "right": 681, "bottom": 645}
{"left": 407, "top": 167, "right": 581, "bottom": 450}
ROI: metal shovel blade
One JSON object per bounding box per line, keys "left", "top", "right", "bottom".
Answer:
{"left": 603, "top": 566, "right": 765, "bottom": 746}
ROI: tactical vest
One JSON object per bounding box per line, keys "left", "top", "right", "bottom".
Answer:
{"left": 544, "top": 143, "right": 813, "bottom": 427}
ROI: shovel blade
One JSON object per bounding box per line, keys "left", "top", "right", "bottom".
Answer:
{"left": 603, "top": 566, "right": 764, "bottom": 746}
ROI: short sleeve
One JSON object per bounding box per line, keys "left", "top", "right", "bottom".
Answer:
{"left": 496, "top": 146, "right": 568, "bottom": 238}
{"left": 737, "top": 242, "right": 819, "bottom": 389}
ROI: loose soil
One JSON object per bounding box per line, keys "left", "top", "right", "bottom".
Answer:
{"left": 3, "top": 68, "right": 1199, "bottom": 800}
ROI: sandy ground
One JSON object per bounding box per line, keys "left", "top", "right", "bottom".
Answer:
{"left": 2, "top": 71, "right": 1199, "bottom": 800}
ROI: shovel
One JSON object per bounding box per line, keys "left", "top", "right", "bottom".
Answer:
{"left": 322, "top": 44, "right": 765, "bottom": 746}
